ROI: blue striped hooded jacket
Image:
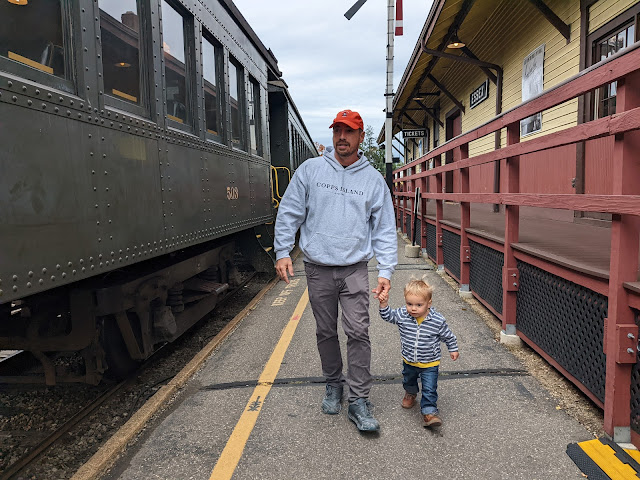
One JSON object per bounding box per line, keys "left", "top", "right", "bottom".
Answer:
{"left": 379, "top": 305, "right": 458, "bottom": 364}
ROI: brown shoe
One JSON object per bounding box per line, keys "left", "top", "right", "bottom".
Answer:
{"left": 423, "top": 414, "right": 442, "bottom": 427}
{"left": 401, "top": 392, "right": 417, "bottom": 409}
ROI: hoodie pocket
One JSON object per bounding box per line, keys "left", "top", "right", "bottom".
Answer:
{"left": 305, "top": 233, "right": 360, "bottom": 262}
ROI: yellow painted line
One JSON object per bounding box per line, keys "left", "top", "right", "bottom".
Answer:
{"left": 8, "top": 51, "right": 54, "bottom": 74}
{"left": 578, "top": 439, "right": 639, "bottom": 479}
{"left": 209, "top": 288, "right": 309, "bottom": 480}
{"left": 72, "top": 274, "right": 282, "bottom": 480}
{"left": 626, "top": 448, "right": 640, "bottom": 463}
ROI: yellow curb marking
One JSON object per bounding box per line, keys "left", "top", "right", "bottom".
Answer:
{"left": 209, "top": 288, "right": 309, "bottom": 480}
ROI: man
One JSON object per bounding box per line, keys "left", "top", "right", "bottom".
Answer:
{"left": 274, "top": 109, "right": 397, "bottom": 432}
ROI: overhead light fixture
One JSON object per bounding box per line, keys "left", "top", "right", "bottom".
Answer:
{"left": 8, "top": 0, "right": 28, "bottom": 4}
{"left": 115, "top": 62, "right": 131, "bottom": 68}
{"left": 447, "top": 32, "right": 465, "bottom": 49}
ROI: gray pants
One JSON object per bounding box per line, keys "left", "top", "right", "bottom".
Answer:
{"left": 304, "top": 261, "right": 371, "bottom": 402}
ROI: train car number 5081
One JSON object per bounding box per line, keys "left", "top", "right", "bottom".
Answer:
{"left": 227, "top": 186, "right": 239, "bottom": 200}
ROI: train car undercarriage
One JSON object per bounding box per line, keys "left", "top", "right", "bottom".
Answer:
{"left": 0, "top": 231, "right": 273, "bottom": 385}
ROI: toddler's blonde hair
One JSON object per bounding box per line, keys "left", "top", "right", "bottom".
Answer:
{"left": 404, "top": 276, "right": 433, "bottom": 302}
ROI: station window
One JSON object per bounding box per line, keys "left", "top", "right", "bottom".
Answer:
{"left": 202, "top": 33, "right": 223, "bottom": 141}
{"left": 99, "top": 0, "right": 145, "bottom": 112}
{"left": 229, "top": 58, "right": 246, "bottom": 149}
{"left": 248, "top": 77, "right": 262, "bottom": 156}
{"left": 161, "top": 0, "right": 192, "bottom": 128}
{"left": 589, "top": 8, "right": 638, "bottom": 119}
{"left": 0, "top": 0, "right": 73, "bottom": 92}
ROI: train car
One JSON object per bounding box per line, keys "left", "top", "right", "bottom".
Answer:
{"left": 267, "top": 78, "right": 316, "bottom": 214}
{"left": 0, "top": 0, "right": 316, "bottom": 384}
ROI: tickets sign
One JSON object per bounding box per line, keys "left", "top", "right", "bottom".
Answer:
{"left": 403, "top": 129, "right": 426, "bottom": 138}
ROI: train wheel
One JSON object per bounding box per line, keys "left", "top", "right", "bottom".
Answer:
{"left": 102, "top": 314, "right": 142, "bottom": 379}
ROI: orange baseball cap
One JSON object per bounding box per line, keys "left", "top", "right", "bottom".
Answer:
{"left": 329, "top": 109, "right": 364, "bottom": 130}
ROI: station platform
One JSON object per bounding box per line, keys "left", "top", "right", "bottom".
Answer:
{"left": 95, "top": 235, "right": 598, "bottom": 479}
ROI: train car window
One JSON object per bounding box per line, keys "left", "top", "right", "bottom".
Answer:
{"left": 161, "top": 0, "right": 192, "bottom": 128}
{"left": 248, "top": 77, "right": 262, "bottom": 156}
{"left": 229, "top": 57, "right": 246, "bottom": 150}
{"left": 99, "top": 0, "right": 144, "bottom": 111}
{"left": 202, "top": 33, "right": 223, "bottom": 142}
{"left": 0, "top": 0, "right": 73, "bottom": 93}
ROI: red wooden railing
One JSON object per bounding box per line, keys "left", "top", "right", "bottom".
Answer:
{"left": 392, "top": 41, "right": 640, "bottom": 443}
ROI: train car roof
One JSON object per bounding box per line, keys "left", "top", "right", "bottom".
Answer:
{"left": 218, "top": 0, "right": 283, "bottom": 79}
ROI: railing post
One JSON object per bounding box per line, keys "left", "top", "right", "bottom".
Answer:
{"left": 604, "top": 70, "right": 640, "bottom": 443}
{"left": 435, "top": 172, "right": 444, "bottom": 270}
{"left": 402, "top": 173, "right": 408, "bottom": 235}
{"left": 409, "top": 167, "right": 415, "bottom": 239}
{"left": 396, "top": 172, "right": 404, "bottom": 233}
{"left": 392, "top": 172, "right": 397, "bottom": 228}
{"left": 421, "top": 163, "right": 428, "bottom": 251}
{"left": 501, "top": 121, "right": 520, "bottom": 343}
{"left": 459, "top": 142, "right": 471, "bottom": 295}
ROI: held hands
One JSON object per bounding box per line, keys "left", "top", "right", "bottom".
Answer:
{"left": 275, "top": 257, "right": 294, "bottom": 284}
{"left": 372, "top": 277, "right": 391, "bottom": 308}
{"left": 450, "top": 352, "right": 459, "bottom": 361}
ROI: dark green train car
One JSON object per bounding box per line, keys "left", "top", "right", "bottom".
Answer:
{"left": 0, "top": 0, "right": 315, "bottom": 383}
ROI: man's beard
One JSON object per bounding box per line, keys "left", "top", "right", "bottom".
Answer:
{"left": 335, "top": 142, "right": 357, "bottom": 158}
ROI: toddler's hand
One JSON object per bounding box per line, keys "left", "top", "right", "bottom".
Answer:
{"left": 377, "top": 290, "right": 389, "bottom": 307}
{"left": 450, "top": 352, "right": 459, "bottom": 361}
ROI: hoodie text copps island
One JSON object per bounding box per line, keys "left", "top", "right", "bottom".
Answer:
{"left": 273, "top": 146, "right": 397, "bottom": 280}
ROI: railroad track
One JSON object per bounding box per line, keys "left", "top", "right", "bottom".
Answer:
{"left": 0, "top": 379, "right": 130, "bottom": 480}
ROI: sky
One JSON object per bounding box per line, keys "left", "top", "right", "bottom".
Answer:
{"left": 232, "top": 0, "right": 433, "bottom": 149}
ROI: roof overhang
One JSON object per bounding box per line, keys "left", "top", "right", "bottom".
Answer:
{"left": 381, "top": 0, "right": 570, "bottom": 144}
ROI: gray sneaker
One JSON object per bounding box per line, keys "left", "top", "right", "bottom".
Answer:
{"left": 321, "top": 384, "right": 343, "bottom": 414}
{"left": 348, "top": 398, "right": 380, "bottom": 432}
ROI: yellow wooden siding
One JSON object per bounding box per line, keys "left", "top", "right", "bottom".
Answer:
{"left": 499, "top": 2, "right": 580, "bottom": 142}
{"left": 589, "top": 0, "right": 638, "bottom": 33}
{"left": 425, "top": 1, "right": 582, "bottom": 160}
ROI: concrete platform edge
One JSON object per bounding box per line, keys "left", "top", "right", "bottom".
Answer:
{"left": 70, "top": 274, "right": 282, "bottom": 480}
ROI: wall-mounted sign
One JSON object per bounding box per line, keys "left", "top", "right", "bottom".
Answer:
{"left": 403, "top": 129, "right": 426, "bottom": 138}
{"left": 470, "top": 79, "right": 489, "bottom": 109}
{"left": 521, "top": 44, "right": 545, "bottom": 137}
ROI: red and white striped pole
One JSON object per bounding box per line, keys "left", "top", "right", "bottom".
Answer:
{"left": 395, "top": 0, "right": 403, "bottom": 36}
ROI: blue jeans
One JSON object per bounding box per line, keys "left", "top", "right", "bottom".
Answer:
{"left": 402, "top": 361, "right": 439, "bottom": 415}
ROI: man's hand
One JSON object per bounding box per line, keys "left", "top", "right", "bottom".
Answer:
{"left": 275, "top": 257, "right": 294, "bottom": 284}
{"left": 371, "top": 277, "right": 391, "bottom": 299}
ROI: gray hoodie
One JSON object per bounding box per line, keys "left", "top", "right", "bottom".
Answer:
{"left": 274, "top": 147, "right": 397, "bottom": 279}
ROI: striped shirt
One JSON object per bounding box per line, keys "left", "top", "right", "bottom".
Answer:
{"left": 379, "top": 305, "right": 458, "bottom": 365}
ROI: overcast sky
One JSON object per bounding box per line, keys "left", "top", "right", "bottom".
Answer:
{"left": 232, "top": 0, "right": 433, "bottom": 149}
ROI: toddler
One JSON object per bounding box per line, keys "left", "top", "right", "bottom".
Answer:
{"left": 378, "top": 278, "right": 459, "bottom": 427}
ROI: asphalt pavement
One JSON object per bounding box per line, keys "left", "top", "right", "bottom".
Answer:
{"left": 101, "top": 234, "right": 595, "bottom": 480}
